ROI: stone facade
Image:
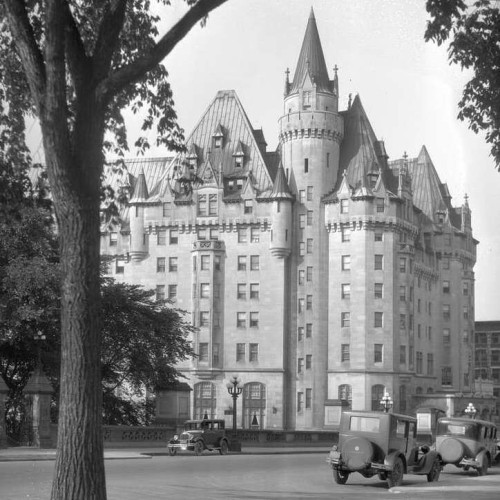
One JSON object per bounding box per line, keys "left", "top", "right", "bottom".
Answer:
{"left": 101, "top": 11, "right": 477, "bottom": 430}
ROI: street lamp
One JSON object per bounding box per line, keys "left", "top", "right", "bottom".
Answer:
{"left": 226, "top": 375, "right": 243, "bottom": 432}
{"left": 34, "top": 330, "right": 46, "bottom": 370}
{"left": 380, "top": 391, "right": 393, "bottom": 413}
{"left": 464, "top": 402, "right": 477, "bottom": 419}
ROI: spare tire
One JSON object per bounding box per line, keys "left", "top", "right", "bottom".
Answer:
{"left": 438, "top": 438, "right": 464, "bottom": 464}
{"left": 342, "top": 437, "right": 374, "bottom": 470}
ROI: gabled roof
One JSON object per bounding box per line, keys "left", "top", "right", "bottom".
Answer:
{"left": 290, "top": 8, "right": 331, "bottom": 94}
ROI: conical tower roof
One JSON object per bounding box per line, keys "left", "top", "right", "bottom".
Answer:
{"left": 269, "top": 163, "right": 293, "bottom": 200}
{"left": 290, "top": 8, "right": 331, "bottom": 94}
{"left": 129, "top": 169, "right": 149, "bottom": 203}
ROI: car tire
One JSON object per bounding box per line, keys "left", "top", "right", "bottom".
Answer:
{"left": 194, "top": 441, "right": 204, "bottom": 456}
{"left": 333, "top": 469, "right": 349, "bottom": 485}
{"left": 427, "top": 458, "right": 441, "bottom": 482}
{"left": 387, "top": 457, "right": 404, "bottom": 488}
{"left": 219, "top": 440, "right": 228, "bottom": 455}
{"left": 168, "top": 447, "right": 177, "bottom": 456}
{"left": 477, "top": 458, "right": 488, "bottom": 476}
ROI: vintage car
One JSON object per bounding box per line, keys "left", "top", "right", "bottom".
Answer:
{"left": 435, "top": 417, "right": 497, "bottom": 475}
{"left": 168, "top": 419, "right": 229, "bottom": 456}
{"left": 327, "top": 410, "right": 442, "bottom": 488}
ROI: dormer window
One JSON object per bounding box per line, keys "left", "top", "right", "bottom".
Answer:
{"left": 303, "top": 90, "right": 312, "bottom": 109}
{"left": 235, "top": 156, "right": 243, "bottom": 168}
{"left": 214, "top": 136, "right": 222, "bottom": 148}
{"left": 213, "top": 124, "right": 224, "bottom": 149}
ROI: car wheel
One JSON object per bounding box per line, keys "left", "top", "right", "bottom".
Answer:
{"left": 387, "top": 457, "right": 404, "bottom": 488}
{"left": 427, "top": 458, "right": 441, "bottom": 482}
{"left": 219, "top": 440, "right": 228, "bottom": 455}
{"left": 333, "top": 469, "right": 350, "bottom": 485}
{"left": 477, "top": 458, "right": 489, "bottom": 476}
{"left": 168, "top": 447, "right": 177, "bottom": 456}
{"left": 194, "top": 441, "right": 204, "bottom": 456}
{"left": 377, "top": 472, "right": 387, "bottom": 481}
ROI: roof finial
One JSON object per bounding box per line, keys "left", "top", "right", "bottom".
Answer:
{"left": 348, "top": 93, "right": 352, "bottom": 109}
{"left": 464, "top": 193, "right": 469, "bottom": 206}
{"left": 284, "top": 67, "right": 291, "bottom": 96}
{"left": 334, "top": 64, "right": 339, "bottom": 77}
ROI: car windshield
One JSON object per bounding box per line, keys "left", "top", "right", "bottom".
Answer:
{"left": 350, "top": 416, "right": 380, "bottom": 433}
{"left": 184, "top": 422, "right": 201, "bottom": 430}
{"left": 437, "top": 422, "right": 479, "bottom": 439}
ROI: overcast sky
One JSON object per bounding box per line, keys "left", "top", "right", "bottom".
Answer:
{"left": 28, "top": 0, "right": 500, "bottom": 320}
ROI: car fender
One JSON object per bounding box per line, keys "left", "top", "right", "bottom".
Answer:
{"left": 411, "top": 450, "right": 441, "bottom": 474}
{"left": 476, "top": 449, "right": 490, "bottom": 467}
{"left": 384, "top": 451, "right": 406, "bottom": 472}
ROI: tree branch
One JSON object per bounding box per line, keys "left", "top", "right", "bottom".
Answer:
{"left": 2, "top": 0, "right": 46, "bottom": 113}
{"left": 97, "top": 0, "right": 229, "bottom": 102}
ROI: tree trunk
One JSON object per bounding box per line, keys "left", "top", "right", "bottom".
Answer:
{"left": 43, "top": 99, "right": 107, "bottom": 499}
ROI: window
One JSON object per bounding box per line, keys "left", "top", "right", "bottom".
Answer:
{"left": 200, "top": 283, "right": 210, "bottom": 298}
{"left": 374, "top": 312, "right": 383, "bottom": 328}
{"left": 400, "top": 346, "right": 406, "bottom": 364}
{"left": 250, "top": 227, "right": 259, "bottom": 243}
{"left": 400, "top": 257, "right": 406, "bottom": 273}
{"left": 306, "top": 266, "right": 313, "bottom": 282}
{"left": 170, "top": 229, "right": 178, "bottom": 245}
{"left": 238, "top": 227, "right": 247, "bottom": 243}
{"left": 250, "top": 255, "right": 259, "bottom": 270}
{"left": 399, "top": 285, "right": 406, "bottom": 301}
{"left": 306, "top": 295, "right": 312, "bottom": 310}
{"left": 306, "top": 354, "right": 312, "bottom": 369}
{"left": 250, "top": 283, "right": 259, "bottom": 299}
{"left": 305, "top": 388, "right": 312, "bottom": 409}
{"left": 341, "top": 255, "right": 351, "bottom": 271}
{"left": 237, "top": 255, "right": 247, "bottom": 271}
{"left": 304, "top": 158, "right": 309, "bottom": 173}
{"left": 341, "top": 344, "right": 350, "bottom": 362}
{"left": 298, "top": 298, "right": 305, "bottom": 313}
{"left": 237, "top": 312, "right": 246, "bottom": 328}
{"left": 197, "top": 194, "right": 207, "bottom": 216}
{"left": 199, "top": 311, "right": 209, "bottom": 327}
{"left": 157, "top": 257, "right": 166, "bottom": 273}
{"left": 157, "top": 230, "right": 166, "bottom": 245}
{"left": 244, "top": 199, "right": 253, "bottom": 214}
{"left": 376, "top": 198, "right": 384, "bottom": 213}
{"left": 299, "top": 190, "right": 305, "bottom": 203}
{"left": 371, "top": 384, "right": 385, "bottom": 411}
{"left": 340, "top": 199, "right": 348, "bottom": 214}
{"left": 463, "top": 306, "right": 469, "bottom": 320}
{"left": 400, "top": 314, "right": 406, "bottom": 330}
{"left": 168, "top": 284, "right": 177, "bottom": 300}
{"left": 374, "top": 283, "right": 383, "bottom": 299}
{"left": 208, "top": 194, "right": 217, "bottom": 216}
{"left": 298, "top": 358, "right": 304, "bottom": 373}
{"left": 341, "top": 283, "right": 351, "bottom": 299}
{"left": 109, "top": 232, "right": 118, "bottom": 246}
{"left": 298, "top": 327, "right": 304, "bottom": 341}
{"left": 463, "top": 282, "right": 469, "bottom": 296}
{"left": 416, "top": 352, "right": 423, "bottom": 374}
{"left": 307, "top": 186, "right": 313, "bottom": 201}
{"left": 303, "top": 91, "right": 311, "bottom": 108}
{"left": 156, "top": 285, "right": 165, "bottom": 301}
{"left": 198, "top": 228, "right": 207, "bottom": 240}
{"left": 213, "top": 343, "right": 220, "bottom": 365}
{"left": 249, "top": 343, "right": 259, "bottom": 362}
{"left": 341, "top": 312, "right": 350, "bottom": 327}
{"left": 442, "top": 366, "right": 452, "bottom": 386}
{"left": 298, "top": 270, "right": 305, "bottom": 285}
{"left": 250, "top": 312, "right": 259, "bottom": 327}
{"left": 306, "top": 239, "right": 313, "bottom": 254}
{"left": 307, "top": 210, "right": 313, "bottom": 226}
{"left": 427, "top": 354, "right": 434, "bottom": 375}
{"left": 443, "top": 304, "right": 450, "bottom": 321}
{"left": 417, "top": 324, "right": 421, "bottom": 338}
{"left": 338, "top": 384, "right": 352, "bottom": 409}
{"left": 200, "top": 255, "right": 210, "bottom": 271}
{"left": 374, "top": 344, "right": 383, "bottom": 363}
{"left": 169, "top": 257, "right": 178, "bottom": 272}
{"left": 374, "top": 254, "right": 383, "bottom": 270}
{"left": 299, "top": 242, "right": 305, "bottom": 256}
{"left": 236, "top": 343, "right": 246, "bottom": 362}
{"left": 162, "top": 202, "right": 171, "bottom": 218}
{"left": 297, "top": 392, "right": 304, "bottom": 412}
{"left": 193, "top": 382, "right": 216, "bottom": 420}
{"left": 210, "top": 228, "right": 218, "bottom": 240}
{"left": 374, "top": 230, "right": 383, "bottom": 242}
{"left": 443, "top": 280, "right": 450, "bottom": 294}
{"left": 341, "top": 227, "right": 351, "bottom": 242}
{"left": 199, "top": 343, "right": 209, "bottom": 363}
{"left": 299, "top": 214, "right": 305, "bottom": 229}
{"left": 306, "top": 323, "right": 312, "bottom": 338}
{"left": 442, "top": 257, "right": 450, "bottom": 270}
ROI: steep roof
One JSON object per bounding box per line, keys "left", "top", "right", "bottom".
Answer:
{"left": 129, "top": 169, "right": 149, "bottom": 203}
{"left": 290, "top": 8, "right": 331, "bottom": 94}
{"left": 269, "top": 164, "right": 293, "bottom": 200}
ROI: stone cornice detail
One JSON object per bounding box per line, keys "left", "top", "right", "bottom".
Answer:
{"left": 325, "top": 216, "right": 418, "bottom": 238}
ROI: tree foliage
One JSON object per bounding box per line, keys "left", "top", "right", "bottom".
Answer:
{"left": 425, "top": 0, "right": 500, "bottom": 169}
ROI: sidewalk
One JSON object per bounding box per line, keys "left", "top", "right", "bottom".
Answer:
{"left": 0, "top": 445, "right": 332, "bottom": 462}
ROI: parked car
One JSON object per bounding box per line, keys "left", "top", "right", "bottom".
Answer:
{"left": 435, "top": 417, "right": 497, "bottom": 475}
{"left": 326, "top": 410, "right": 442, "bottom": 488}
{"left": 168, "top": 419, "right": 229, "bottom": 456}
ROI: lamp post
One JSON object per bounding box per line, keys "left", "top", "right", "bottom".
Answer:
{"left": 380, "top": 391, "right": 393, "bottom": 413}
{"left": 34, "top": 330, "right": 46, "bottom": 369}
{"left": 464, "top": 402, "right": 477, "bottom": 419}
{"left": 226, "top": 375, "right": 243, "bottom": 432}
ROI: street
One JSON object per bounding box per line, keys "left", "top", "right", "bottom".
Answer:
{"left": 1, "top": 453, "right": 500, "bottom": 500}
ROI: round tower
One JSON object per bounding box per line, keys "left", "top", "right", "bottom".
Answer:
{"left": 129, "top": 170, "right": 148, "bottom": 262}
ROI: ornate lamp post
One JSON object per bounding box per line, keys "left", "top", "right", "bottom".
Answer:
{"left": 226, "top": 375, "right": 243, "bottom": 432}
{"left": 464, "top": 402, "right": 477, "bottom": 419}
{"left": 380, "top": 391, "right": 393, "bottom": 413}
{"left": 34, "top": 330, "right": 46, "bottom": 368}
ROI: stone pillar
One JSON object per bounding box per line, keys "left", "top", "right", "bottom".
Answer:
{"left": 0, "top": 377, "right": 9, "bottom": 449}
{"left": 24, "top": 367, "right": 53, "bottom": 448}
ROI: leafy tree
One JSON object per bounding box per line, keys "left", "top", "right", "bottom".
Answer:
{"left": 425, "top": 0, "right": 500, "bottom": 169}
{"left": 0, "top": 2, "right": 228, "bottom": 497}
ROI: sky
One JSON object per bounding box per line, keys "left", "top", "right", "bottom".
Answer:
{"left": 28, "top": 0, "right": 500, "bottom": 320}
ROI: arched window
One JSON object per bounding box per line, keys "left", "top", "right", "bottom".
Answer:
{"left": 399, "top": 385, "right": 407, "bottom": 413}
{"left": 338, "top": 384, "right": 352, "bottom": 410}
{"left": 243, "top": 382, "right": 266, "bottom": 429}
{"left": 371, "top": 384, "right": 385, "bottom": 411}
{"left": 193, "top": 382, "right": 216, "bottom": 420}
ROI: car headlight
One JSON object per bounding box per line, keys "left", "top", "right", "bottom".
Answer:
{"left": 173, "top": 434, "right": 178, "bottom": 440}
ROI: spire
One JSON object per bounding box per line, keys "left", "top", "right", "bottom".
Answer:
{"left": 270, "top": 163, "right": 293, "bottom": 200}
{"left": 290, "top": 8, "right": 331, "bottom": 94}
{"left": 129, "top": 169, "right": 149, "bottom": 203}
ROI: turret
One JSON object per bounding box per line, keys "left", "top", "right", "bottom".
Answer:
{"left": 129, "top": 169, "right": 149, "bottom": 261}
{"left": 269, "top": 164, "right": 293, "bottom": 258}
